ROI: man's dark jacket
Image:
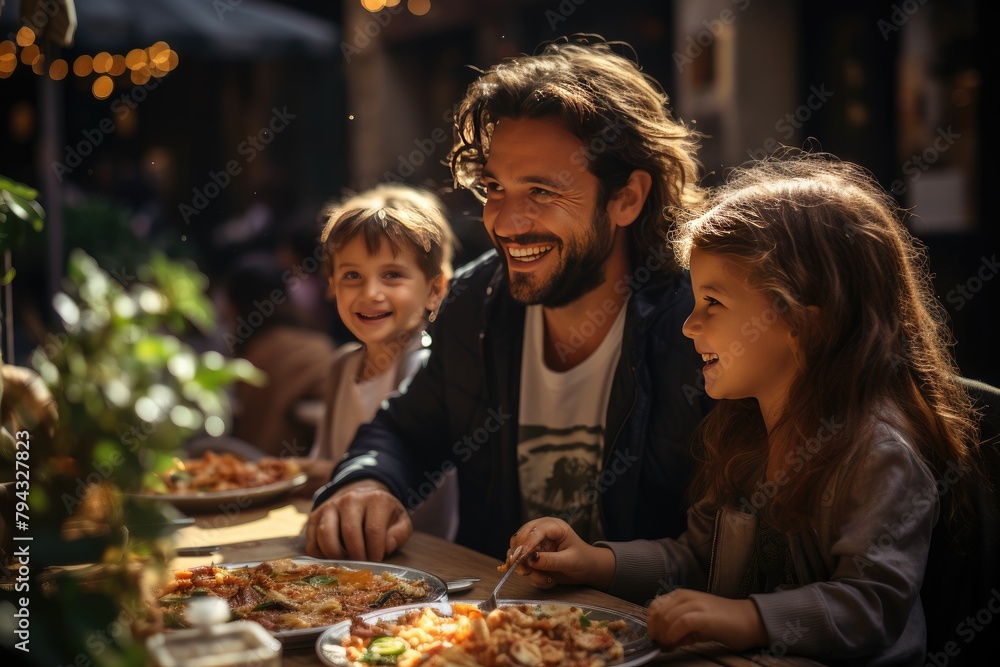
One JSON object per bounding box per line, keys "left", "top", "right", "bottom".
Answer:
{"left": 313, "top": 250, "right": 713, "bottom": 559}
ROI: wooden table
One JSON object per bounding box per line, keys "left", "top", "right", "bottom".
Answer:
{"left": 168, "top": 498, "right": 824, "bottom": 666}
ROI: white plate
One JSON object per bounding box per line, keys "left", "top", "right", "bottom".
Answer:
{"left": 157, "top": 557, "right": 449, "bottom": 648}
{"left": 315, "top": 599, "right": 657, "bottom": 667}
{"left": 136, "top": 473, "right": 307, "bottom": 513}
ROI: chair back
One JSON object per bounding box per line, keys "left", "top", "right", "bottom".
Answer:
{"left": 920, "top": 377, "right": 1000, "bottom": 666}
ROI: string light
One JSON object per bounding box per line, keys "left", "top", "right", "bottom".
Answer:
{"left": 130, "top": 66, "right": 152, "bottom": 86}
{"left": 0, "top": 41, "right": 16, "bottom": 78}
{"left": 73, "top": 54, "right": 93, "bottom": 77}
{"left": 15, "top": 27, "right": 35, "bottom": 47}
{"left": 93, "top": 51, "right": 112, "bottom": 74}
{"left": 109, "top": 54, "right": 127, "bottom": 76}
{"left": 19, "top": 44, "right": 40, "bottom": 66}
{"left": 0, "top": 37, "right": 178, "bottom": 97}
{"left": 31, "top": 53, "right": 46, "bottom": 75}
{"left": 408, "top": 0, "right": 431, "bottom": 16}
{"left": 92, "top": 75, "right": 113, "bottom": 100}
{"left": 358, "top": 0, "right": 432, "bottom": 14}
{"left": 125, "top": 48, "right": 146, "bottom": 69}
{"left": 48, "top": 58, "right": 69, "bottom": 81}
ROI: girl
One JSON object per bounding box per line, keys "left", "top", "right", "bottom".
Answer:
{"left": 296, "top": 184, "right": 459, "bottom": 539}
{"left": 507, "top": 153, "right": 978, "bottom": 665}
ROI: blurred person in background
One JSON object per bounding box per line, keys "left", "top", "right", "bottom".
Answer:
{"left": 220, "top": 253, "right": 337, "bottom": 458}
{"left": 276, "top": 210, "right": 345, "bottom": 341}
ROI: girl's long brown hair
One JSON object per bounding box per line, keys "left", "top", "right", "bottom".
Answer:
{"left": 672, "top": 152, "right": 978, "bottom": 530}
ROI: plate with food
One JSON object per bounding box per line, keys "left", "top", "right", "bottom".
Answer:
{"left": 137, "top": 451, "right": 307, "bottom": 513}
{"left": 315, "top": 599, "right": 657, "bottom": 667}
{"left": 153, "top": 557, "right": 448, "bottom": 648}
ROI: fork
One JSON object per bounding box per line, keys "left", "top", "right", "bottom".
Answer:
{"left": 479, "top": 545, "right": 530, "bottom": 613}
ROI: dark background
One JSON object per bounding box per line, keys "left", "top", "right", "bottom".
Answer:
{"left": 1, "top": 0, "right": 995, "bottom": 384}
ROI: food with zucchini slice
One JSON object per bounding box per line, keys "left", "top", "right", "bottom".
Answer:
{"left": 153, "top": 558, "right": 431, "bottom": 633}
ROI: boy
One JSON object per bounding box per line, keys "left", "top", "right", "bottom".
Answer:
{"left": 297, "top": 184, "right": 458, "bottom": 539}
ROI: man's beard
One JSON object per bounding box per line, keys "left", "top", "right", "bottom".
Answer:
{"left": 501, "top": 209, "right": 616, "bottom": 308}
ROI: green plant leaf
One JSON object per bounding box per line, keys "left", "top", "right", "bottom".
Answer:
{"left": 1, "top": 189, "right": 45, "bottom": 229}
{"left": 0, "top": 174, "right": 39, "bottom": 200}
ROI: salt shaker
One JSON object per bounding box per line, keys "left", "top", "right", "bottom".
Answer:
{"left": 147, "top": 596, "right": 282, "bottom": 667}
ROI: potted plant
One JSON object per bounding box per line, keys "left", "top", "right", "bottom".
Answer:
{"left": 1, "top": 184, "right": 262, "bottom": 664}
{"left": 0, "top": 173, "right": 45, "bottom": 287}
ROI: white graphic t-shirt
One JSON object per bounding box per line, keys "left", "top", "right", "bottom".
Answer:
{"left": 517, "top": 302, "right": 627, "bottom": 542}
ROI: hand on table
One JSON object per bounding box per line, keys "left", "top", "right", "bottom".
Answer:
{"left": 304, "top": 479, "right": 412, "bottom": 561}
{"left": 506, "top": 517, "right": 616, "bottom": 590}
{"left": 647, "top": 589, "right": 767, "bottom": 651}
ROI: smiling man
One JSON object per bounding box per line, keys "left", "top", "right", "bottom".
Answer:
{"left": 307, "top": 35, "right": 713, "bottom": 560}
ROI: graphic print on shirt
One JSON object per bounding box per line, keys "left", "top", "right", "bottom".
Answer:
{"left": 517, "top": 303, "right": 627, "bottom": 544}
{"left": 517, "top": 424, "right": 603, "bottom": 541}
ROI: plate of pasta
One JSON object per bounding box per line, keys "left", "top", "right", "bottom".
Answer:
{"left": 315, "top": 600, "right": 657, "bottom": 667}
{"left": 153, "top": 557, "right": 448, "bottom": 648}
{"left": 137, "top": 451, "right": 307, "bottom": 512}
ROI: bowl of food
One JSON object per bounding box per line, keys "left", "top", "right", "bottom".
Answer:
{"left": 138, "top": 451, "right": 306, "bottom": 513}
{"left": 316, "top": 599, "right": 656, "bottom": 667}
{"left": 152, "top": 557, "right": 448, "bottom": 648}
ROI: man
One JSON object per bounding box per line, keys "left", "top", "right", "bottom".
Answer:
{"left": 306, "top": 36, "right": 712, "bottom": 560}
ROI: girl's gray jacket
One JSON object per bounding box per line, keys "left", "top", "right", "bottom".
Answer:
{"left": 600, "top": 421, "right": 938, "bottom": 666}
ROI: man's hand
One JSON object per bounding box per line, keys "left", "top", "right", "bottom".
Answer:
{"left": 304, "top": 480, "right": 413, "bottom": 561}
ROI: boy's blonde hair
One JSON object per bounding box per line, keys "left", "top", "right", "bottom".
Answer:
{"left": 321, "top": 184, "right": 456, "bottom": 282}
